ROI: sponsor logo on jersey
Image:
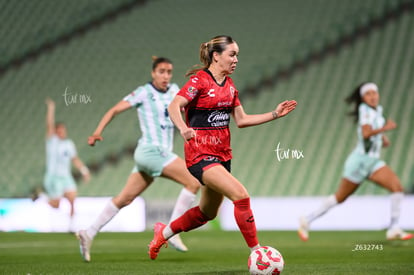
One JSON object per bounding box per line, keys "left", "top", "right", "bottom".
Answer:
{"left": 160, "top": 124, "right": 175, "bottom": 130}
{"left": 208, "top": 89, "right": 215, "bottom": 97}
{"left": 207, "top": 110, "right": 230, "bottom": 127}
{"left": 188, "top": 108, "right": 232, "bottom": 128}
{"left": 203, "top": 156, "right": 219, "bottom": 161}
{"left": 187, "top": 86, "right": 198, "bottom": 99}
{"left": 217, "top": 101, "right": 232, "bottom": 107}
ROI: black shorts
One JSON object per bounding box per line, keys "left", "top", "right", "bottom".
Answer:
{"left": 188, "top": 156, "right": 231, "bottom": 185}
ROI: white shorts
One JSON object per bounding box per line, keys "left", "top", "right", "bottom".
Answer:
{"left": 43, "top": 173, "right": 77, "bottom": 199}
{"left": 342, "top": 151, "right": 386, "bottom": 183}
{"left": 132, "top": 144, "right": 177, "bottom": 177}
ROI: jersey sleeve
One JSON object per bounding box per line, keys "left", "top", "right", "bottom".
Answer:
{"left": 377, "top": 105, "right": 384, "bottom": 118}
{"left": 169, "top": 83, "right": 180, "bottom": 96}
{"left": 177, "top": 75, "right": 206, "bottom": 102}
{"left": 123, "top": 86, "right": 146, "bottom": 107}
{"left": 232, "top": 88, "right": 241, "bottom": 107}
{"left": 233, "top": 96, "right": 241, "bottom": 108}
{"left": 68, "top": 140, "right": 78, "bottom": 158}
{"left": 358, "top": 104, "right": 374, "bottom": 126}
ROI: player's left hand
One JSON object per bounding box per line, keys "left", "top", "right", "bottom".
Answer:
{"left": 382, "top": 135, "right": 391, "bottom": 147}
{"left": 88, "top": 135, "right": 103, "bottom": 146}
{"left": 274, "top": 100, "right": 297, "bottom": 118}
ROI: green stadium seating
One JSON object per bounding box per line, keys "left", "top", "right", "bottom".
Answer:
{"left": 0, "top": 0, "right": 412, "bottom": 198}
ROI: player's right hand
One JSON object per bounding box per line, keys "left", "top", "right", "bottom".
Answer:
{"left": 45, "top": 97, "right": 55, "bottom": 107}
{"left": 88, "top": 135, "right": 103, "bottom": 146}
{"left": 180, "top": 128, "right": 196, "bottom": 142}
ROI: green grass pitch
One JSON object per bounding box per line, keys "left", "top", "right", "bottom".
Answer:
{"left": 0, "top": 230, "right": 413, "bottom": 274}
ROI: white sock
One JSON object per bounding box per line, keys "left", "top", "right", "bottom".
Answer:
{"left": 86, "top": 200, "right": 119, "bottom": 239}
{"left": 389, "top": 192, "right": 403, "bottom": 229}
{"left": 169, "top": 188, "right": 196, "bottom": 222}
{"left": 69, "top": 215, "right": 76, "bottom": 232}
{"left": 162, "top": 225, "right": 174, "bottom": 240}
{"left": 162, "top": 188, "right": 196, "bottom": 240}
{"left": 306, "top": 194, "right": 338, "bottom": 223}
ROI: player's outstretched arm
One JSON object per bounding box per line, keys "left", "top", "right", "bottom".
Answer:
{"left": 72, "top": 156, "right": 90, "bottom": 183}
{"left": 233, "top": 100, "right": 297, "bottom": 128}
{"left": 45, "top": 97, "right": 56, "bottom": 138}
{"left": 88, "top": 100, "right": 131, "bottom": 146}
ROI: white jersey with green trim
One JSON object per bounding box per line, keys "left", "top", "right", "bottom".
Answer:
{"left": 45, "top": 135, "right": 77, "bottom": 176}
{"left": 354, "top": 103, "right": 385, "bottom": 158}
{"left": 123, "top": 82, "right": 179, "bottom": 151}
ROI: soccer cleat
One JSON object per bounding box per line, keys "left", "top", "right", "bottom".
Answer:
{"left": 386, "top": 228, "right": 414, "bottom": 241}
{"left": 298, "top": 216, "right": 309, "bottom": 242}
{"left": 77, "top": 230, "right": 92, "bottom": 262}
{"left": 148, "top": 222, "right": 168, "bottom": 260}
{"left": 168, "top": 234, "right": 188, "bottom": 252}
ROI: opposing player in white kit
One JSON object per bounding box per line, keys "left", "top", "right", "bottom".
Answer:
{"left": 298, "top": 82, "right": 413, "bottom": 241}
{"left": 77, "top": 57, "right": 200, "bottom": 262}
{"left": 44, "top": 98, "right": 90, "bottom": 232}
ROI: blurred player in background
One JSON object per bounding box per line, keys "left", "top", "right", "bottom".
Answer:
{"left": 298, "top": 82, "right": 413, "bottom": 241}
{"left": 77, "top": 57, "right": 200, "bottom": 262}
{"left": 44, "top": 98, "right": 90, "bottom": 232}
{"left": 148, "top": 35, "right": 297, "bottom": 260}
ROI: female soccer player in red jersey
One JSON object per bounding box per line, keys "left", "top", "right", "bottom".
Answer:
{"left": 148, "top": 35, "right": 297, "bottom": 260}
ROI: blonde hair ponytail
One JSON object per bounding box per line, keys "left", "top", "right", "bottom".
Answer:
{"left": 186, "top": 35, "right": 235, "bottom": 77}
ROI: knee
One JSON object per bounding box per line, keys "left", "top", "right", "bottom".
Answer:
{"left": 185, "top": 179, "right": 201, "bottom": 194}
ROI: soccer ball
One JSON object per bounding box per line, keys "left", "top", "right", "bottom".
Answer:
{"left": 248, "top": 246, "right": 284, "bottom": 275}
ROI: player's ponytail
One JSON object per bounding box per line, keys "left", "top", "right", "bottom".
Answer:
{"left": 186, "top": 35, "right": 235, "bottom": 76}
{"left": 199, "top": 42, "right": 211, "bottom": 68}
{"left": 345, "top": 82, "right": 366, "bottom": 123}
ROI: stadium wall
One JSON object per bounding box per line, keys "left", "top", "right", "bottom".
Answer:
{"left": 1, "top": 196, "right": 413, "bottom": 232}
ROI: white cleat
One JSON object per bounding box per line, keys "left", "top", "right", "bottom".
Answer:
{"left": 298, "top": 216, "right": 309, "bottom": 242}
{"left": 168, "top": 234, "right": 188, "bottom": 252}
{"left": 386, "top": 228, "right": 413, "bottom": 241}
{"left": 77, "top": 230, "right": 92, "bottom": 262}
